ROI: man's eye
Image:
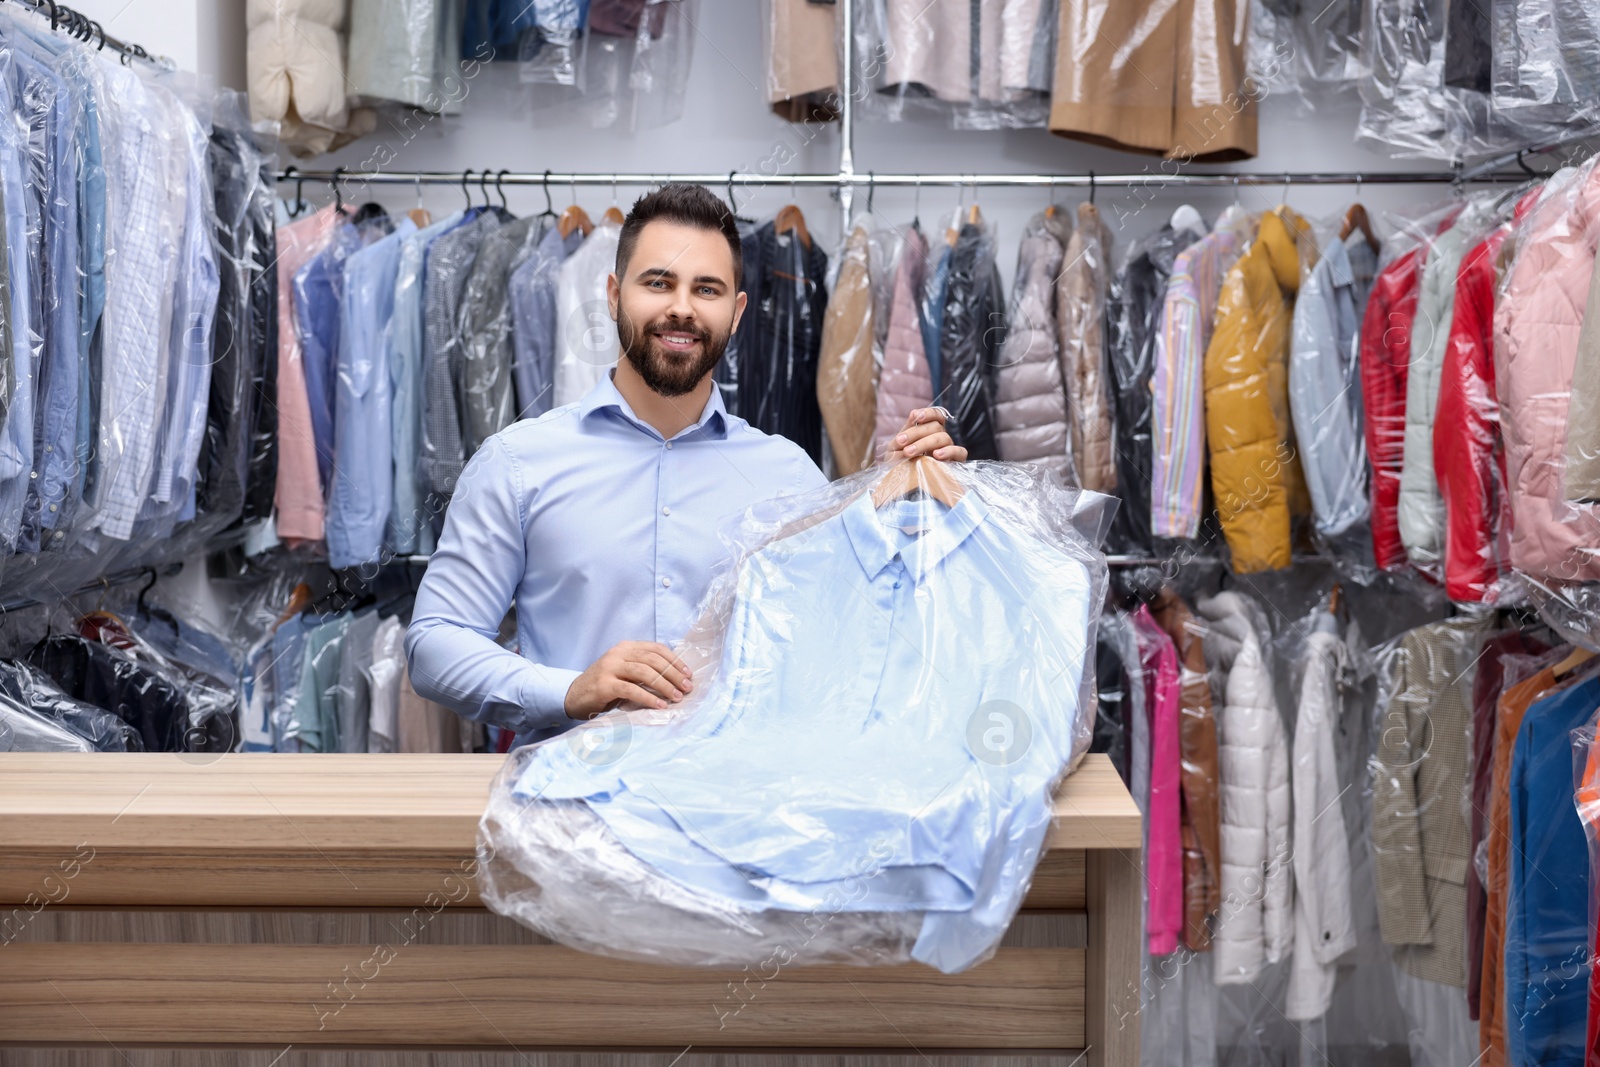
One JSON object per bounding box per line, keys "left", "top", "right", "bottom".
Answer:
{"left": 698, "top": 287, "right": 718, "bottom": 296}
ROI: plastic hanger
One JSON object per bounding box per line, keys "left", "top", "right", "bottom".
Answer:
{"left": 537, "top": 170, "right": 558, "bottom": 224}
{"left": 407, "top": 174, "right": 430, "bottom": 227}
{"left": 871, "top": 456, "right": 966, "bottom": 509}
{"left": 1171, "top": 203, "right": 1206, "bottom": 238}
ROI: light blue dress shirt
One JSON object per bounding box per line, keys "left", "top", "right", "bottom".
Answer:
{"left": 328, "top": 217, "right": 416, "bottom": 569}
{"left": 387, "top": 210, "right": 467, "bottom": 557}
{"left": 510, "top": 487, "right": 1095, "bottom": 973}
{"left": 0, "top": 66, "right": 35, "bottom": 556}
{"left": 406, "top": 369, "right": 827, "bottom": 746}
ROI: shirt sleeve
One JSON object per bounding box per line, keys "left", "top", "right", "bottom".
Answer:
{"left": 405, "top": 435, "right": 582, "bottom": 732}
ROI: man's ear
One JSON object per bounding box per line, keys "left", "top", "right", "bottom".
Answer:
{"left": 606, "top": 272, "right": 620, "bottom": 322}
{"left": 730, "top": 289, "right": 748, "bottom": 335}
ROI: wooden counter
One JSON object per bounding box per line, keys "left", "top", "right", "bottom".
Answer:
{"left": 0, "top": 752, "right": 1141, "bottom": 1066}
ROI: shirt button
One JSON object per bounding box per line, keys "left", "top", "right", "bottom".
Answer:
{"left": 665, "top": 442, "right": 673, "bottom": 450}
{"left": 48, "top": 504, "right": 57, "bottom": 513}
{"left": 662, "top": 577, "right": 671, "bottom": 588}
{"left": 893, "top": 580, "right": 902, "bottom": 589}
{"left": 662, "top": 506, "right": 671, "bottom": 516}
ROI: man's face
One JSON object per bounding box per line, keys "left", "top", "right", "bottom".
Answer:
{"left": 608, "top": 220, "right": 746, "bottom": 398}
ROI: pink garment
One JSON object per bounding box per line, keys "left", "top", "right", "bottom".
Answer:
{"left": 873, "top": 227, "right": 935, "bottom": 458}
{"left": 1495, "top": 159, "right": 1600, "bottom": 582}
{"left": 274, "top": 206, "right": 340, "bottom": 541}
{"left": 1133, "top": 604, "right": 1183, "bottom": 956}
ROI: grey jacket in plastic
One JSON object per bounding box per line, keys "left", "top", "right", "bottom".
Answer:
{"left": 458, "top": 215, "right": 550, "bottom": 458}
{"left": 993, "top": 210, "right": 1068, "bottom": 478}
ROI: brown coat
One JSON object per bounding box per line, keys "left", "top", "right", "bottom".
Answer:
{"left": 1048, "top": 0, "right": 1257, "bottom": 161}
{"left": 1057, "top": 202, "right": 1115, "bottom": 492}
{"left": 1150, "top": 586, "right": 1223, "bottom": 951}
{"left": 818, "top": 227, "right": 880, "bottom": 477}
{"left": 766, "top": 0, "right": 839, "bottom": 121}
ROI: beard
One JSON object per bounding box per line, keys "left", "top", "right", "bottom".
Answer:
{"left": 616, "top": 306, "right": 730, "bottom": 398}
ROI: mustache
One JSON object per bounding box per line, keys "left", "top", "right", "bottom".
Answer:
{"left": 648, "top": 319, "right": 711, "bottom": 342}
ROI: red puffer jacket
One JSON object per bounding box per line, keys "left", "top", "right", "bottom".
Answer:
{"left": 1433, "top": 191, "right": 1541, "bottom": 603}
{"left": 1359, "top": 249, "right": 1423, "bottom": 572}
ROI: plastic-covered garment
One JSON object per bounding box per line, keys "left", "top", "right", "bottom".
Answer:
{"left": 0, "top": 700, "right": 93, "bottom": 752}
{"left": 1132, "top": 604, "right": 1183, "bottom": 957}
{"left": 516, "top": 0, "right": 589, "bottom": 87}
{"left": 938, "top": 217, "right": 1002, "bottom": 461}
{"left": 480, "top": 459, "right": 1111, "bottom": 973}
{"left": 523, "top": 0, "right": 698, "bottom": 133}
{"left": 852, "top": 0, "right": 1052, "bottom": 130}
{"left": 0, "top": 659, "right": 134, "bottom": 752}
{"left": 1571, "top": 711, "right": 1600, "bottom": 1064}
{"left": 1147, "top": 584, "right": 1222, "bottom": 954}
{"left": 197, "top": 94, "right": 272, "bottom": 529}
{"left": 1090, "top": 633, "right": 1130, "bottom": 785}
{"left": 1289, "top": 229, "right": 1378, "bottom": 545}
{"left": 1497, "top": 158, "right": 1600, "bottom": 586}
{"left": 1281, "top": 600, "right": 1361, "bottom": 1021}
{"left": 1195, "top": 590, "right": 1291, "bottom": 986}
{"left": 1490, "top": 0, "right": 1600, "bottom": 122}
{"left": 457, "top": 215, "right": 549, "bottom": 458}
{"left": 816, "top": 226, "right": 881, "bottom": 477}
{"left": 246, "top": 0, "right": 377, "bottom": 157}
{"left": 1204, "top": 205, "right": 1314, "bottom": 574}
{"left": 1565, "top": 239, "right": 1600, "bottom": 505}
{"left": 1057, "top": 201, "right": 1114, "bottom": 493}
{"left": 1048, "top": 0, "right": 1256, "bottom": 160}
{"left": 765, "top": 0, "right": 838, "bottom": 122}
{"left": 240, "top": 144, "right": 280, "bottom": 526}
{"left": 871, "top": 223, "right": 934, "bottom": 460}
{"left": 1399, "top": 197, "right": 1500, "bottom": 575}
{"left": 1360, "top": 251, "right": 1423, "bottom": 573}
{"left": 1370, "top": 613, "right": 1496, "bottom": 993}
{"left": 273, "top": 205, "right": 342, "bottom": 541}
{"left": 1153, "top": 208, "right": 1248, "bottom": 540}
{"left": 1434, "top": 190, "right": 1540, "bottom": 605}
{"left": 551, "top": 219, "right": 621, "bottom": 409}
{"left": 1247, "top": 0, "right": 1363, "bottom": 100}
{"left": 348, "top": 0, "right": 467, "bottom": 112}
{"left": 1502, "top": 668, "right": 1599, "bottom": 1064}
{"left": 1112, "top": 222, "right": 1199, "bottom": 556}
{"left": 992, "top": 209, "right": 1068, "bottom": 479}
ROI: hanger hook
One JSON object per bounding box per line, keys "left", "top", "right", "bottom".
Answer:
{"left": 611, "top": 175, "right": 619, "bottom": 207}
{"left": 93, "top": 20, "right": 106, "bottom": 49}
{"left": 1355, "top": 173, "right": 1362, "bottom": 201}
{"left": 1282, "top": 174, "right": 1291, "bottom": 205}
{"left": 543, "top": 169, "right": 554, "bottom": 216}
{"left": 496, "top": 169, "right": 509, "bottom": 210}
{"left": 913, "top": 175, "right": 922, "bottom": 222}
{"left": 137, "top": 567, "right": 158, "bottom": 617}
{"left": 461, "top": 169, "right": 473, "bottom": 211}
{"left": 1089, "top": 169, "right": 1096, "bottom": 205}
{"left": 866, "top": 172, "right": 875, "bottom": 216}
{"left": 477, "top": 168, "right": 491, "bottom": 207}
{"left": 331, "top": 166, "right": 345, "bottom": 215}
{"left": 1233, "top": 174, "right": 1241, "bottom": 206}
{"left": 727, "top": 170, "right": 739, "bottom": 216}
{"left": 47, "top": 1, "right": 59, "bottom": 32}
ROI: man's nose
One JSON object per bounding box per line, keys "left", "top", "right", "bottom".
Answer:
{"left": 666, "top": 286, "right": 695, "bottom": 321}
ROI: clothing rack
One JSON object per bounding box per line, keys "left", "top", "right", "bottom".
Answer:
{"left": 0, "top": 0, "right": 177, "bottom": 71}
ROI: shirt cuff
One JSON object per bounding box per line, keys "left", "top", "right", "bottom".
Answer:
{"left": 519, "top": 666, "right": 585, "bottom": 730}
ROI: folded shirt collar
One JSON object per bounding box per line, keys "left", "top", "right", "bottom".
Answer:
{"left": 579, "top": 369, "right": 729, "bottom": 441}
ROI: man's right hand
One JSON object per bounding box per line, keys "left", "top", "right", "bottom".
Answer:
{"left": 564, "top": 641, "right": 694, "bottom": 719}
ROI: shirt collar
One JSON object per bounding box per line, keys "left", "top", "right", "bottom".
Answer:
{"left": 841, "top": 488, "right": 990, "bottom": 584}
{"left": 578, "top": 368, "right": 730, "bottom": 441}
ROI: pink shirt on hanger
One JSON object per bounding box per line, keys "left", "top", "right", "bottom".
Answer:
{"left": 1133, "top": 603, "right": 1183, "bottom": 956}
{"left": 275, "top": 206, "right": 341, "bottom": 541}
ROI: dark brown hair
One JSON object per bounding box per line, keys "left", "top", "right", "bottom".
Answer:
{"left": 616, "top": 182, "right": 743, "bottom": 292}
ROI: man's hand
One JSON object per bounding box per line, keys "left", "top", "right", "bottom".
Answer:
{"left": 881, "top": 406, "right": 968, "bottom": 464}
{"left": 564, "top": 641, "right": 694, "bottom": 719}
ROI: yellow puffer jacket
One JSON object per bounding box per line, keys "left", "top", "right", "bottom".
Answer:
{"left": 1204, "top": 207, "right": 1313, "bottom": 573}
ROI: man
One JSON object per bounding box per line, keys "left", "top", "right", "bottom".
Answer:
{"left": 406, "top": 184, "right": 965, "bottom": 747}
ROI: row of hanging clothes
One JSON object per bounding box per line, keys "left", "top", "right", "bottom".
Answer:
{"left": 1093, "top": 566, "right": 1600, "bottom": 1066}
{"left": 0, "top": 12, "right": 280, "bottom": 604}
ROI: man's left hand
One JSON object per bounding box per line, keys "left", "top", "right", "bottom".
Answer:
{"left": 881, "top": 407, "right": 967, "bottom": 464}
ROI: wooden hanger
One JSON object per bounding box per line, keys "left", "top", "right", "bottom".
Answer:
{"left": 408, "top": 207, "right": 432, "bottom": 227}
{"left": 602, "top": 206, "right": 625, "bottom": 225}
{"left": 870, "top": 456, "right": 966, "bottom": 509}
{"left": 775, "top": 203, "right": 811, "bottom": 249}
{"left": 1554, "top": 647, "right": 1598, "bottom": 679}
{"left": 559, "top": 203, "right": 594, "bottom": 240}
{"left": 1341, "top": 202, "right": 1380, "bottom": 254}
{"left": 1328, "top": 582, "right": 1342, "bottom": 616}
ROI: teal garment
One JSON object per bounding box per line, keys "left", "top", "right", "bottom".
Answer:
{"left": 288, "top": 614, "right": 352, "bottom": 753}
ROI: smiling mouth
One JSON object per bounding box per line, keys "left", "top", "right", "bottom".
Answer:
{"left": 653, "top": 331, "right": 702, "bottom": 351}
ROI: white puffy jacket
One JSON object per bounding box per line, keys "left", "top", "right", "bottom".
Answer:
{"left": 1196, "top": 591, "right": 1291, "bottom": 985}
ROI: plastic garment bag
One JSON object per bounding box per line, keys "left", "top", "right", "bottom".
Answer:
{"left": 1571, "top": 711, "right": 1600, "bottom": 1065}
{"left": 0, "top": 659, "right": 134, "bottom": 751}
{"left": 764, "top": 0, "right": 838, "bottom": 121}
{"left": 0, "top": 701, "right": 93, "bottom": 752}
{"left": 348, "top": 0, "right": 468, "bottom": 113}
{"left": 816, "top": 226, "right": 881, "bottom": 478}
{"left": 1111, "top": 222, "right": 1199, "bottom": 557}
{"left": 1057, "top": 201, "right": 1113, "bottom": 494}
{"left": 1248, "top": 0, "right": 1363, "bottom": 102}
{"left": 1490, "top": 0, "right": 1600, "bottom": 123}
{"left": 524, "top": 0, "right": 699, "bottom": 133}
{"left": 480, "top": 459, "right": 1112, "bottom": 973}
{"left": 937, "top": 216, "right": 1003, "bottom": 461}
{"left": 1496, "top": 158, "right": 1600, "bottom": 644}
{"left": 992, "top": 209, "right": 1069, "bottom": 480}
{"left": 851, "top": 0, "right": 1053, "bottom": 129}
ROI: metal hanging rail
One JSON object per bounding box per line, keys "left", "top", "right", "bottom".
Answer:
{"left": 2, "top": 0, "right": 177, "bottom": 71}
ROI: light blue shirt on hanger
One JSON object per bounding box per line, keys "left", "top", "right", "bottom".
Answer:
{"left": 405, "top": 369, "right": 826, "bottom": 746}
